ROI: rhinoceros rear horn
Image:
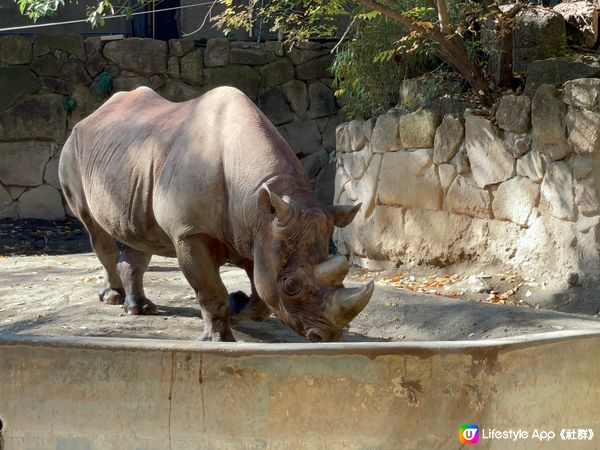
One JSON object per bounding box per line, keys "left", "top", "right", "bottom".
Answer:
{"left": 327, "top": 203, "right": 361, "bottom": 228}
{"left": 330, "top": 281, "right": 374, "bottom": 327}
{"left": 314, "top": 255, "right": 349, "bottom": 287}
{"left": 258, "top": 184, "right": 292, "bottom": 222}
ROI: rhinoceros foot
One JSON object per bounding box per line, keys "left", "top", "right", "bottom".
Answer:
{"left": 99, "top": 288, "right": 125, "bottom": 305}
{"left": 198, "top": 328, "right": 236, "bottom": 342}
{"left": 123, "top": 296, "right": 158, "bottom": 315}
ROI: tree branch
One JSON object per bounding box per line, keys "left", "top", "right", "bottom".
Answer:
{"left": 436, "top": 0, "right": 450, "bottom": 34}
{"left": 355, "top": 0, "right": 489, "bottom": 96}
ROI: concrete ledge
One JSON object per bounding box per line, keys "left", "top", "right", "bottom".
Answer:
{"left": 1, "top": 331, "right": 600, "bottom": 449}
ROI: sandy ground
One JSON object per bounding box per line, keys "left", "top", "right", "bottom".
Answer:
{"left": 3, "top": 252, "right": 600, "bottom": 343}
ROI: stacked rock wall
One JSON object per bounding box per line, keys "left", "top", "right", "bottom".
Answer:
{"left": 334, "top": 80, "right": 600, "bottom": 283}
{"left": 0, "top": 35, "right": 342, "bottom": 220}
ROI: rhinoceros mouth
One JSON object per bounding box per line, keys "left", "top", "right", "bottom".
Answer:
{"left": 306, "top": 327, "right": 342, "bottom": 342}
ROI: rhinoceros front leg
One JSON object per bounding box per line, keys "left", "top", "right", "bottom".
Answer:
{"left": 229, "top": 263, "right": 271, "bottom": 323}
{"left": 175, "top": 235, "right": 235, "bottom": 342}
{"left": 117, "top": 246, "right": 158, "bottom": 315}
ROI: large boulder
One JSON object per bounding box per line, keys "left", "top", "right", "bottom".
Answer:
{"left": 18, "top": 185, "right": 65, "bottom": 220}
{"left": 349, "top": 154, "right": 382, "bottom": 218}
{"left": 158, "top": 79, "right": 204, "bottom": 102}
{"left": 286, "top": 42, "right": 325, "bottom": 65}
{"left": 0, "top": 36, "right": 32, "bottom": 65}
{"left": 438, "top": 163, "right": 457, "bottom": 194}
{"left": 103, "top": 38, "right": 167, "bottom": 76}
{"left": 300, "top": 150, "right": 329, "bottom": 180}
{"left": 41, "top": 77, "right": 75, "bottom": 96}
{"left": 575, "top": 177, "right": 600, "bottom": 216}
{"left": 230, "top": 46, "right": 276, "bottom": 66}
{"left": 0, "top": 67, "right": 41, "bottom": 111}
{"left": 204, "top": 66, "right": 260, "bottom": 99}
{"left": 495, "top": 95, "right": 531, "bottom": 133}
{"left": 525, "top": 56, "right": 600, "bottom": 94}
{"left": 378, "top": 149, "right": 442, "bottom": 211}
{"left": 513, "top": 7, "right": 567, "bottom": 74}
{"left": 85, "top": 52, "right": 108, "bottom": 78}
{"left": 566, "top": 107, "right": 600, "bottom": 155}
{"left": 464, "top": 114, "right": 514, "bottom": 188}
{"left": 563, "top": 78, "right": 600, "bottom": 110}
{"left": 295, "top": 55, "right": 333, "bottom": 80}
{"left": 258, "top": 87, "right": 294, "bottom": 125}
{"left": 370, "top": 113, "right": 400, "bottom": 153}
{"left": 504, "top": 132, "right": 531, "bottom": 159}
{"left": 60, "top": 57, "right": 92, "bottom": 85}
{"left": 516, "top": 150, "right": 546, "bottom": 182}
{"left": 260, "top": 59, "right": 295, "bottom": 88}
{"left": 433, "top": 115, "right": 464, "bottom": 164}
{"left": 282, "top": 80, "right": 308, "bottom": 119}
{"left": 33, "top": 34, "right": 85, "bottom": 60}
{"left": 68, "top": 85, "right": 104, "bottom": 127}
{"left": 541, "top": 160, "right": 576, "bottom": 220}
{"left": 180, "top": 49, "right": 203, "bottom": 85}
{"left": 0, "top": 185, "right": 17, "bottom": 219}
{"left": 340, "top": 145, "right": 373, "bottom": 180}
{"left": 307, "top": 82, "right": 337, "bottom": 119}
{"left": 553, "top": 1, "right": 599, "bottom": 49}
{"left": 398, "top": 110, "right": 441, "bottom": 149}
{"left": 277, "top": 120, "right": 321, "bottom": 155}
{"left": 30, "top": 54, "right": 63, "bottom": 77}
{"left": 44, "top": 154, "right": 61, "bottom": 189}
{"left": 204, "top": 38, "right": 230, "bottom": 67}
{"left": 112, "top": 77, "right": 151, "bottom": 92}
{"left": 492, "top": 177, "right": 540, "bottom": 227}
{"left": 0, "top": 141, "right": 51, "bottom": 186}
{"left": 168, "top": 39, "right": 195, "bottom": 58}
{"left": 443, "top": 175, "right": 492, "bottom": 219}
{"left": 0, "top": 94, "right": 67, "bottom": 142}
{"left": 347, "top": 119, "right": 367, "bottom": 152}
{"left": 531, "top": 84, "right": 570, "bottom": 160}
{"left": 314, "top": 160, "right": 336, "bottom": 206}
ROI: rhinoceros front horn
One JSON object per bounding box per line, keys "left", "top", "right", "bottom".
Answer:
{"left": 330, "top": 281, "right": 375, "bottom": 327}
{"left": 314, "top": 255, "right": 349, "bottom": 287}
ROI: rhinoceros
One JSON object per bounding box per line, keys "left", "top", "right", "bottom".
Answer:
{"left": 59, "top": 86, "right": 373, "bottom": 342}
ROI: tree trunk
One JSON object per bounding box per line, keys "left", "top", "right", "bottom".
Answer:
{"left": 357, "top": 0, "right": 490, "bottom": 99}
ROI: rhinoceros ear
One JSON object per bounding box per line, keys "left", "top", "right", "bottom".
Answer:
{"left": 328, "top": 203, "right": 361, "bottom": 228}
{"left": 258, "top": 184, "right": 292, "bottom": 222}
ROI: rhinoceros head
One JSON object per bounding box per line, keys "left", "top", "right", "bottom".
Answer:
{"left": 253, "top": 184, "right": 374, "bottom": 342}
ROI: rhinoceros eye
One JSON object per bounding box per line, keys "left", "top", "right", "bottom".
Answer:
{"left": 281, "top": 275, "right": 304, "bottom": 297}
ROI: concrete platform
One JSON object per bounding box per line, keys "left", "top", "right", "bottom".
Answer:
{"left": 1, "top": 331, "right": 600, "bottom": 449}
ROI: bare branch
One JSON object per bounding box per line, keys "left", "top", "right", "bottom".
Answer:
{"left": 331, "top": 16, "right": 356, "bottom": 54}
{"left": 182, "top": 0, "right": 217, "bottom": 37}
{"left": 436, "top": 0, "right": 450, "bottom": 33}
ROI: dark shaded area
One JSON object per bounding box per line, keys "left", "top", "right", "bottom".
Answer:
{"left": 0, "top": 218, "right": 90, "bottom": 256}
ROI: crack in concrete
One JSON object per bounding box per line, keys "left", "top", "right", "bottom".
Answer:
{"left": 199, "top": 353, "right": 206, "bottom": 433}
{"left": 168, "top": 351, "right": 176, "bottom": 450}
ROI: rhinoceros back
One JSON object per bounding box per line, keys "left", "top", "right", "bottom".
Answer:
{"left": 59, "top": 86, "right": 309, "bottom": 256}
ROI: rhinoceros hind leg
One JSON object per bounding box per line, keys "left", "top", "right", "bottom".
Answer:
{"left": 79, "top": 214, "right": 124, "bottom": 303}
{"left": 117, "top": 246, "right": 158, "bottom": 315}
{"left": 175, "top": 234, "right": 235, "bottom": 342}
{"left": 99, "top": 287, "right": 125, "bottom": 305}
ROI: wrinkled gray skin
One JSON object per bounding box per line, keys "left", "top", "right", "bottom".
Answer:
{"left": 59, "top": 86, "right": 374, "bottom": 342}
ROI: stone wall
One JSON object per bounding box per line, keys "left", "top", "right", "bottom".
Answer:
{"left": 0, "top": 35, "right": 342, "bottom": 220}
{"left": 334, "top": 80, "right": 600, "bottom": 283}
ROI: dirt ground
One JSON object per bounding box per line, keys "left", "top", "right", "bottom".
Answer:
{"left": 2, "top": 218, "right": 600, "bottom": 343}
